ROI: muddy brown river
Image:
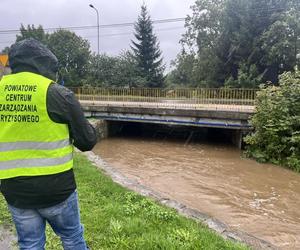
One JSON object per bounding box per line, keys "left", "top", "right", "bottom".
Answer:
{"left": 93, "top": 135, "right": 300, "bottom": 249}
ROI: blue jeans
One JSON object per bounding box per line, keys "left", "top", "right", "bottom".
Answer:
{"left": 8, "top": 191, "right": 88, "bottom": 250}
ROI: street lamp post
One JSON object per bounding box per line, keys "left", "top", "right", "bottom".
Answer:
{"left": 89, "top": 4, "right": 99, "bottom": 55}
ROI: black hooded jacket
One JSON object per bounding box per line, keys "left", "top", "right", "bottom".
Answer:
{"left": 0, "top": 39, "right": 97, "bottom": 208}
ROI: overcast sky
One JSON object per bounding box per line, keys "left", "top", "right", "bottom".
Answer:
{"left": 0, "top": 0, "right": 195, "bottom": 69}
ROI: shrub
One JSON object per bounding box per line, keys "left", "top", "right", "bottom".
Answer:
{"left": 244, "top": 69, "right": 300, "bottom": 172}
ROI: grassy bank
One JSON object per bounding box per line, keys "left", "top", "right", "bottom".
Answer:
{"left": 0, "top": 153, "right": 248, "bottom": 249}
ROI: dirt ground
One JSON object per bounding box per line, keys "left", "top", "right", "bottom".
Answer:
{"left": 0, "top": 225, "right": 16, "bottom": 250}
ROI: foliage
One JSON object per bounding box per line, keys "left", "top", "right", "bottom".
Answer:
{"left": 84, "top": 54, "right": 119, "bottom": 87}
{"left": 0, "top": 153, "right": 249, "bottom": 249}
{"left": 166, "top": 50, "right": 197, "bottom": 87}
{"left": 47, "top": 30, "right": 91, "bottom": 86}
{"left": 13, "top": 24, "right": 147, "bottom": 87}
{"left": 83, "top": 51, "right": 147, "bottom": 87}
{"left": 181, "top": 0, "right": 226, "bottom": 87}
{"left": 12, "top": 25, "right": 91, "bottom": 86}
{"left": 182, "top": 0, "right": 225, "bottom": 52}
{"left": 1, "top": 47, "right": 10, "bottom": 54}
{"left": 178, "top": 0, "right": 300, "bottom": 88}
{"left": 114, "top": 51, "right": 148, "bottom": 88}
{"left": 260, "top": 4, "right": 300, "bottom": 74}
{"left": 122, "top": 192, "right": 177, "bottom": 221}
{"left": 16, "top": 24, "right": 49, "bottom": 44}
{"left": 244, "top": 69, "right": 300, "bottom": 172}
{"left": 131, "top": 4, "right": 165, "bottom": 88}
{"left": 225, "top": 63, "right": 263, "bottom": 88}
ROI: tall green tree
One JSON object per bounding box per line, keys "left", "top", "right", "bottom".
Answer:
{"left": 131, "top": 4, "right": 165, "bottom": 88}
{"left": 47, "top": 29, "right": 91, "bottom": 86}
{"left": 180, "top": 0, "right": 300, "bottom": 88}
{"left": 12, "top": 25, "right": 91, "bottom": 86}
{"left": 84, "top": 51, "right": 147, "bottom": 88}
{"left": 182, "top": 0, "right": 225, "bottom": 52}
{"left": 220, "top": 0, "right": 291, "bottom": 86}
{"left": 260, "top": 2, "right": 300, "bottom": 77}
{"left": 182, "top": 0, "right": 226, "bottom": 87}
{"left": 114, "top": 51, "right": 147, "bottom": 88}
{"left": 84, "top": 54, "right": 119, "bottom": 87}
{"left": 166, "top": 50, "right": 197, "bottom": 87}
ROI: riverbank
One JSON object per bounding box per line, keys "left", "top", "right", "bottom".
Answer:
{"left": 0, "top": 152, "right": 249, "bottom": 249}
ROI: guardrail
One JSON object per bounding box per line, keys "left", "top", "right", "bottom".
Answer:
{"left": 69, "top": 88, "right": 257, "bottom": 106}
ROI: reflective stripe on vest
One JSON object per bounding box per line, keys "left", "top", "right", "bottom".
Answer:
{"left": 0, "top": 72, "right": 73, "bottom": 179}
{"left": 0, "top": 153, "right": 73, "bottom": 170}
{"left": 0, "top": 139, "right": 70, "bottom": 152}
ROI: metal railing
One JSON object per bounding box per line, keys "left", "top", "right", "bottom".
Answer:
{"left": 69, "top": 87, "right": 257, "bottom": 111}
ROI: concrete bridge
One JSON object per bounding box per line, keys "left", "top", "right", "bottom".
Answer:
{"left": 74, "top": 88, "right": 256, "bottom": 148}
{"left": 76, "top": 88, "right": 255, "bottom": 129}
{"left": 80, "top": 100, "right": 253, "bottom": 129}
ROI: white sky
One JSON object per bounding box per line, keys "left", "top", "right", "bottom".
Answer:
{"left": 0, "top": 0, "right": 195, "bottom": 69}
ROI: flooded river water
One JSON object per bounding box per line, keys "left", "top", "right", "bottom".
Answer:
{"left": 92, "top": 129, "right": 300, "bottom": 249}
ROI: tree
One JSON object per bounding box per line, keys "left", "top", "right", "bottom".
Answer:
{"left": 220, "top": 0, "right": 290, "bottom": 85}
{"left": 16, "top": 24, "right": 48, "bottom": 44}
{"left": 260, "top": 3, "right": 300, "bottom": 78}
{"left": 179, "top": 0, "right": 300, "bottom": 88}
{"left": 114, "top": 51, "right": 147, "bottom": 88}
{"left": 182, "top": 0, "right": 225, "bottom": 52}
{"left": 131, "top": 4, "right": 165, "bottom": 88}
{"left": 84, "top": 54, "right": 119, "bottom": 87}
{"left": 166, "top": 50, "right": 197, "bottom": 87}
{"left": 84, "top": 51, "right": 147, "bottom": 88}
{"left": 11, "top": 25, "right": 92, "bottom": 86}
{"left": 1, "top": 47, "right": 10, "bottom": 54}
{"left": 181, "top": 0, "right": 225, "bottom": 87}
{"left": 47, "top": 29, "right": 91, "bottom": 86}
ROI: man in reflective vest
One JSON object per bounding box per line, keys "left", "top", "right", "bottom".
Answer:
{"left": 0, "top": 38, "right": 97, "bottom": 249}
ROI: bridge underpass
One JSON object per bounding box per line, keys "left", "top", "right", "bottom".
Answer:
{"left": 79, "top": 101, "right": 254, "bottom": 149}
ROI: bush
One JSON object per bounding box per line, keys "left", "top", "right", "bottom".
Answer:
{"left": 244, "top": 69, "right": 300, "bottom": 172}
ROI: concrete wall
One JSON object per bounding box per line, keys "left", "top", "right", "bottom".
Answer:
{"left": 89, "top": 120, "right": 124, "bottom": 140}
{"left": 89, "top": 119, "right": 108, "bottom": 140}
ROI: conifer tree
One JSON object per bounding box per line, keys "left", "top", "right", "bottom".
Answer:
{"left": 131, "top": 4, "right": 165, "bottom": 88}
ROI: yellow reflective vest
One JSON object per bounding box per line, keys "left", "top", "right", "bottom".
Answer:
{"left": 0, "top": 72, "right": 73, "bottom": 179}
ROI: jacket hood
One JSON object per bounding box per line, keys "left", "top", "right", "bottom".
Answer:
{"left": 8, "top": 38, "right": 58, "bottom": 81}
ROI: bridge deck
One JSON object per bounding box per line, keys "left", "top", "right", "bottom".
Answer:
{"left": 79, "top": 100, "right": 255, "bottom": 112}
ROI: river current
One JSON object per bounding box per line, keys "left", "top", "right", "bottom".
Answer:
{"left": 92, "top": 131, "right": 300, "bottom": 249}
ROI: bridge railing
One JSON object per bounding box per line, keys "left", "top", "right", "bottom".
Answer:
{"left": 69, "top": 87, "right": 257, "bottom": 111}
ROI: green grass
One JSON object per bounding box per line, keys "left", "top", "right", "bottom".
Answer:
{"left": 0, "top": 153, "right": 249, "bottom": 250}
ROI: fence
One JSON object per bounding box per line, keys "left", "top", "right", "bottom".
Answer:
{"left": 69, "top": 87, "right": 257, "bottom": 111}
